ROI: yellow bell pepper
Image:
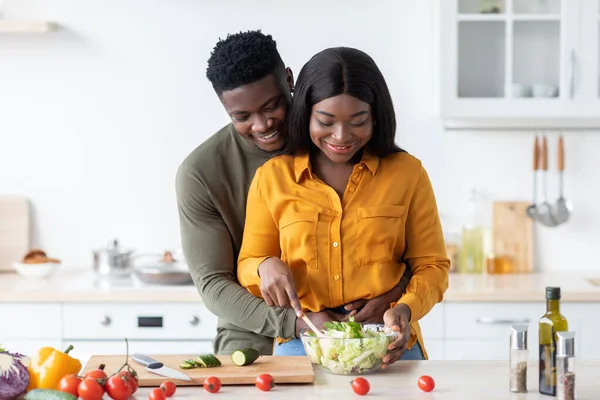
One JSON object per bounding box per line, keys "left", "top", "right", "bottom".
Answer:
{"left": 27, "top": 344, "right": 82, "bottom": 391}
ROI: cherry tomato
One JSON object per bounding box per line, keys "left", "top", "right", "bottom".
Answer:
{"left": 106, "top": 373, "right": 134, "bottom": 400}
{"left": 203, "top": 376, "right": 221, "bottom": 393}
{"left": 418, "top": 375, "right": 435, "bottom": 392}
{"left": 58, "top": 374, "right": 81, "bottom": 396}
{"left": 78, "top": 377, "right": 105, "bottom": 400}
{"left": 255, "top": 373, "right": 275, "bottom": 391}
{"left": 160, "top": 380, "right": 177, "bottom": 397}
{"left": 351, "top": 377, "right": 370, "bottom": 396}
{"left": 149, "top": 387, "right": 167, "bottom": 400}
{"left": 119, "top": 370, "right": 139, "bottom": 394}
{"left": 85, "top": 368, "right": 107, "bottom": 380}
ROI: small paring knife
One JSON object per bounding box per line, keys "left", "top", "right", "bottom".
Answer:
{"left": 131, "top": 353, "right": 192, "bottom": 381}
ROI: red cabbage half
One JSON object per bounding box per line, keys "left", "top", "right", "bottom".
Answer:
{"left": 0, "top": 351, "right": 30, "bottom": 400}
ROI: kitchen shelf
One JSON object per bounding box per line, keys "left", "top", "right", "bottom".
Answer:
{"left": 457, "top": 14, "right": 560, "bottom": 21}
{"left": 0, "top": 20, "right": 58, "bottom": 33}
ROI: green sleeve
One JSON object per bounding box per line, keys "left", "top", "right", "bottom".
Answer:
{"left": 175, "top": 164, "right": 297, "bottom": 339}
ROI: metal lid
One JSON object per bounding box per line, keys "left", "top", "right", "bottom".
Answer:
{"left": 546, "top": 286, "right": 561, "bottom": 300}
{"left": 557, "top": 331, "right": 575, "bottom": 357}
{"left": 510, "top": 324, "right": 528, "bottom": 350}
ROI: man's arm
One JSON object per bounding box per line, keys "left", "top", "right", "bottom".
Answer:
{"left": 175, "top": 164, "right": 297, "bottom": 339}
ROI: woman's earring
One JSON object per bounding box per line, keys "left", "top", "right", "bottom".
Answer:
{"left": 373, "top": 120, "right": 377, "bottom": 126}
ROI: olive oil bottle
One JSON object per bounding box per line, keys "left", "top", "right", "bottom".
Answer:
{"left": 539, "top": 287, "right": 568, "bottom": 396}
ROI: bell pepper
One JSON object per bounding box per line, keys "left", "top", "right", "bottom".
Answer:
{"left": 27, "top": 344, "right": 82, "bottom": 391}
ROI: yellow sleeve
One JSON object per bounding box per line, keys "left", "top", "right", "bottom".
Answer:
{"left": 396, "top": 165, "right": 450, "bottom": 323}
{"left": 237, "top": 167, "right": 282, "bottom": 296}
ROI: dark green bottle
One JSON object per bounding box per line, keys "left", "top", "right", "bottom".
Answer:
{"left": 539, "top": 286, "right": 568, "bottom": 396}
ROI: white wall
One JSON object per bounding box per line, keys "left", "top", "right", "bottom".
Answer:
{"left": 1, "top": 0, "right": 598, "bottom": 271}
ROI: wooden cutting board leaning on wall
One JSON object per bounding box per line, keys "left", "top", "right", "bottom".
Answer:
{"left": 492, "top": 201, "right": 533, "bottom": 273}
{"left": 0, "top": 195, "right": 31, "bottom": 272}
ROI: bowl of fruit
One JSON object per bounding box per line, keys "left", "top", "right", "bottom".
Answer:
{"left": 12, "top": 249, "right": 61, "bottom": 279}
{"left": 299, "top": 318, "right": 397, "bottom": 375}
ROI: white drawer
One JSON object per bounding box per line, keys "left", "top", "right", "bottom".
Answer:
{"left": 445, "top": 303, "right": 541, "bottom": 340}
{"left": 63, "top": 302, "right": 217, "bottom": 340}
{"left": 68, "top": 340, "right": 214, "bottom": 359}
{"left": 422, "top": 339, "right": 444, "bottom": 360}
{"left": 419, "top": 303, "right": 444, "bottom": 339}
{"left": 0, "top": 303, "right": 62, "bottom": 339}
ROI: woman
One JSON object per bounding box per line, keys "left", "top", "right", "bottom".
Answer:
{"left": 237, "top": 47, "right": 449, "bottom": 364}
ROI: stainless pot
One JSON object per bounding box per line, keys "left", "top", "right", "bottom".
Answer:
{"left": 93, "top": 238, "right": 159, "bottom": 277}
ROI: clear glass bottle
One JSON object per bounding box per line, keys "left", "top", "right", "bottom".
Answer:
{"left": 556, "top": 332, "right": 576, "bottom": 400}
{"left": 459, "top": 189, "right": 492, "bottom": 274}
{"left": 509, "top": 324, "right": 529, "bottom": 393}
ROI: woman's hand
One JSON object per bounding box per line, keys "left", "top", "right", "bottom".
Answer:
{"left": 382, "top": 303, "right": 412, "bottom": 367}
{"left": 258, "top": 257, "right": 303, "bottom": 316}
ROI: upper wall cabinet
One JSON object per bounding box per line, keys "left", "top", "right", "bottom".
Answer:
{"left": 438, "top": 0, "right": 600, "bottom": 129}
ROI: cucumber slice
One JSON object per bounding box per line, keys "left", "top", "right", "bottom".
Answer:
{"left": 231, "top": 348, "right": 260, "bottom": 366}
{"left": 179, "top": 359, "right": 196, "bottom": 369}
{"left": 196, "top": 353, "right": 222, "bottom": 368}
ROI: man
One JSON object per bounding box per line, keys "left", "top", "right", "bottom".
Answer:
{"left": 176, "top": 30, "right": 410, "bottom": 355}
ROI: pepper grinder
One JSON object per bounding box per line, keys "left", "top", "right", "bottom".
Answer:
{"left": 556, "top": 332, "right": 576, "bottom": 400}
{"left": 509, "top": 324, "right": 529, "bottom": 393}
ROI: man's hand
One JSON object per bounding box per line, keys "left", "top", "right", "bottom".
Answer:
{"left": 343, "top": 285, "right": 404, "bottom": 323}
{"left": 382, "top": 303, "right": 412, "bottom": 367}
{"left": 258, "top": 257, "right": 302, "bottom": 316}
{"left": 294, "top": 310, "right": 345, "bottom": 337}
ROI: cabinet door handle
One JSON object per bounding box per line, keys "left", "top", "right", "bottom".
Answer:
{"left": 189, "top": 316, "right": 200, "bottom": 326}
{"left": 100, "top": 316, "right": 112, "bottom": 326}
{"left": 569, "top": 49, "right": 577, "bottom": 99}
{"left": 476, "top": 317, "right": 530, "bottom": 325}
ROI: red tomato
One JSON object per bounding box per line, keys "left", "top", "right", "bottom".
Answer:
{"left": 160, "top": 380, "right": 177, "bottom": 397}
{"left": 78, "top": 377, "right": 105, "bottom": 400}
{"left": 203, "top": 376, "right": 221, "bottom": 393}
{"left": 106, "top": 373, "right": 134, "bottom": 400}
{"left": 149, "top": 387, "right": 167, "bottom": 400}
{"left": 58, "top": 374, "right": 81, "bottom": 396}
{"left": 255, "top": 374, "right": 275, "bottom": 391}
{"left": 418, "top": 375, "right": 435, "bottom": 392}
{"left": 119, "top": 370, "right": 139, "bottom": 394}
{"left": 351, "top": 377, "right": 370, "bottom": 396}
{"left": 85, "top": 369, "right": 108, "bottom": 380}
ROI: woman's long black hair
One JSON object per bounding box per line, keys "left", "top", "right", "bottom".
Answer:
{"left": 283, "top": 47, "right": 404, "bottom": 157}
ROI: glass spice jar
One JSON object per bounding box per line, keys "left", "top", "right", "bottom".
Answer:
{"left": 509, "top": 324, "right": 529, "bottom": 393}
{"left": 556, "top": 332, "right": 576, "bottom": 400}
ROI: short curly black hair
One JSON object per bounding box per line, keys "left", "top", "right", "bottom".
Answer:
{"left": 206, "top": 30, "right": 285, "bottom": 95}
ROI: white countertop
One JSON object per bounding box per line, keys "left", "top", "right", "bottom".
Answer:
{"left": 102, "top": 360, "right": 600, "bottom": 399}
{"left": 1, "top": 268, "right": 599, "bottom": 303}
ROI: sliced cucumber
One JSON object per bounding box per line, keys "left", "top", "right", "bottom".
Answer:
{"left": 231, "top": 348, "right": 260, "bottom": 366}
{"left": 195, "top": 353, "right": 222, "bottom": 368}
{"left": 179, "top": 359, "right": 196, "bottom": 369}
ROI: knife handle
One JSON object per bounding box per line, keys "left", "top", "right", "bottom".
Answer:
{"left": 131, "top": 353, "right": 163, "bottom": 369}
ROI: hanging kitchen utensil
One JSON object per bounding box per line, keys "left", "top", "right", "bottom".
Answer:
{"left": 553, "top": 135, "right": 573, "bottom": 224}
{"left": 536, "top": 135, "right": 560, "bottom": 227}
{"left": 526, "top": 136, "right": 540, "bottom": 222}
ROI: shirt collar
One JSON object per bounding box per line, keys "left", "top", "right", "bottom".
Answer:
{"left": 294, "top": 151, "right": 379, "bottom": 183}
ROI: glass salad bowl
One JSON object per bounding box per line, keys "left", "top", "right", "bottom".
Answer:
{"left": 299, "top": 320, "right": 398, "bottom": 375}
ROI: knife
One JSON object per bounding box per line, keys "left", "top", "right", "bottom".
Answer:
{"left": 131, "top": 353, "right": 192, "bottom": 381}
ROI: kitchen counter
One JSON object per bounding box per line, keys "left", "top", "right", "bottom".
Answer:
{"left": 1, "top": 268, "right": 600, "bottom": 303}
{"left": 111, "top": 360, "right": 600, "bottom": 399}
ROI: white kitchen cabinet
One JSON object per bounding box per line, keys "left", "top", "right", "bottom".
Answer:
{"left": 444, "top": 302, "right": 542, "bottom": 361}
{"left": 66, "top": 340, "right": 214, "bottom": 358}
{"left": 561, "top": 303, "right": 600, "bottom": 360}
{"left": 62, "top": 303, "right": 217, "bottom": 340}
{"left": 438, "top": 0, "right": 600, "bottom": 129}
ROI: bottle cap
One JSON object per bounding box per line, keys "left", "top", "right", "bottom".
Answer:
{"left": 546, "top": 287, "right": 561, "bottom": 300}
{"left": 510, "top": 324, "right": 528, "bottom": 350}
{"left": 557, "top": 331, "right": 575, "bottom": 357}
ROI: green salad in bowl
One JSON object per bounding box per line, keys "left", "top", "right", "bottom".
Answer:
{"left": 299, "top": 318, "right": 398, "bottom": 375}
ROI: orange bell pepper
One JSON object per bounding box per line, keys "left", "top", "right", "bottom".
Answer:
{"left": 27, "top": 344, "right": 82, "bottom": 391}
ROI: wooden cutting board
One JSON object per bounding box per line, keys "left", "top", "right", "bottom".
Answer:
{"left": 0, "top": 195, "right": 30, "bottom": 271}
{"left": 492, "top": 201, "right": 533, "bottom": 273}
{"left": 82, "top": 355, "right": 315, "bottom": 386}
